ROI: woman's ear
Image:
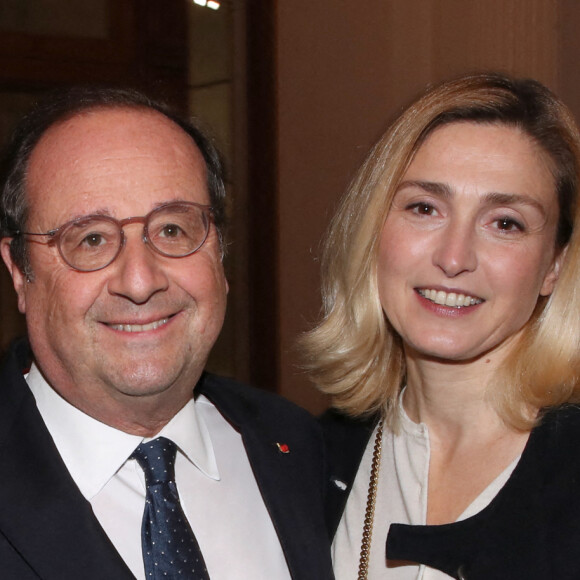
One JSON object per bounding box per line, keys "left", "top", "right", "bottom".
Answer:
{"left": 540, "top": 245, "right": 568, "bottom": 297}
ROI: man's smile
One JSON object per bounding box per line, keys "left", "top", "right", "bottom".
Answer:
{"left": 105, "top": 316, "right": 172, "bottom": 333}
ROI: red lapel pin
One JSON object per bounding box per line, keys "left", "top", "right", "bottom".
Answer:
{"left": 276, "top": 442, "right": 290, "bottom": 454}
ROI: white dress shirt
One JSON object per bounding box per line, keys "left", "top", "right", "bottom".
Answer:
{"left": 332, "top": 400, "right": 519, "bottom": 580}
{"left": 27, "top": 364, "right": 291, "bottom": 580}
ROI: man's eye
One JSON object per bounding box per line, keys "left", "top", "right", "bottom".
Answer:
{"left": 160, "top": 224, "right": 184, "bottom": 238}
{"left": 82, "top": 233, "right": 106, "bottom": 247}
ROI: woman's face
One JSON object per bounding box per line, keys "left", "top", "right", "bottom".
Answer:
{"left": 377, "top": 122, "right": 564, "bottom": 363}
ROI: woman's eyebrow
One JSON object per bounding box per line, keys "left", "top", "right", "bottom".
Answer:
{"left": 397, "top": 180, "right": 452, "bottom": 197}
{"left": 482, "top": 192, "right": 547, "bottom": 216}
{"left": 397, "top": 180, "right": 548, "bottom": 216}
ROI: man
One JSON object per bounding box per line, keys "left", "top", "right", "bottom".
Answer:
{"left": 0, "top": 87, "right": 333, "bottom": 579}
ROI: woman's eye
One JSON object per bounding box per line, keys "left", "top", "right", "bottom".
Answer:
{"left": 495, "top": 217, "right": 525, "bottom": 232}
{"left": 408, "top": 202, "right": 437, "bottom": 216}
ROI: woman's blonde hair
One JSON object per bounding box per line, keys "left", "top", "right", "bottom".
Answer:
{"left": 302, "top": 72, "right": 580, "bottom": 430}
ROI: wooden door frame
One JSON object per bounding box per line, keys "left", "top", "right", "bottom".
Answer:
{"left": 245, "top": 1, "right": 279, "bottom": 391}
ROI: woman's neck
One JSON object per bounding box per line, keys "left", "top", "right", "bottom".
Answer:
{"left": 401, "top": 346, "right": 533, "bottom": 525}
{"left": 402, "top": 345, "right": 518, "bottom": 442}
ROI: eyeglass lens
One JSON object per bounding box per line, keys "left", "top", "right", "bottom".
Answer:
{"left": 57, "top": 204, "right": 210, "bottom": 271}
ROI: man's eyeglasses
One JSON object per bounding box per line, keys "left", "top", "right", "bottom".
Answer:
{"left": 15, "top": 201, "right": 214, "bottom": 272}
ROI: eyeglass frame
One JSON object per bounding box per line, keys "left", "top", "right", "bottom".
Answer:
{"left": 13, "top": 200, "right": 215, "bottom": 272}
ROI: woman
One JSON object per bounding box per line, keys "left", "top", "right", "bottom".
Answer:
{"left": 302, "top": 73, "right": 580, "bottom": 579}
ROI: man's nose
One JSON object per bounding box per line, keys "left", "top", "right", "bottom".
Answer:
{"left": 106, "top": 227, "right": 169, "bottom": 304}
{"left": 431, "top": 220, "right": 478, "bottom": 277}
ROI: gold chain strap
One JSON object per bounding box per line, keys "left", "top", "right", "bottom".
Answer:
{"left": 357, "top": 419, "right": 384, "bottom": 580}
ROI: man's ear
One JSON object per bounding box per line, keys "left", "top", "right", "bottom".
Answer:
{"left": 540, "top": 245, "right": 568, "bottom": 297}
{"left": 0, "top": 238, "right": 28, "bottom": 314}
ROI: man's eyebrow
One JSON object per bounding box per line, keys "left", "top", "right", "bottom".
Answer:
{"left": 92, "top": 208, "right": 111, "bottom": 216}
{"left": 397, "top": 180, "right": 548, "bottom": 216}
{"left": 62, "top": 208, "right": 111, "bottom": 222}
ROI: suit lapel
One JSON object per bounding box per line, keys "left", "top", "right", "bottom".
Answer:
{"left": 0, "top": 342, "right": 134, "bottom": 580}
{"left": 0, "top": 342, "right": 334, "bottom": 580}
{"left": 198, "top": 373, "right": 334, "bottom": 580}
{"left": 320, "top": 410, "right": 378, "bottom": 538}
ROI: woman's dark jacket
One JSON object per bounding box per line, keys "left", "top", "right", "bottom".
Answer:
{"left": 323, "top": 405, "right": 580, "bottom": 580}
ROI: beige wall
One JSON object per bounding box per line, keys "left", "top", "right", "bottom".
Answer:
{"left": 2, "top": 1, "right": 579, "bottom": 413}
{"left": 276, "top": 0, "right": 579, "bottom": 413}
{"left": 186, "top": 3, "right": 239, "bottom": 379}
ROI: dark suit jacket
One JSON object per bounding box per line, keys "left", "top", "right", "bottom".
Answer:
{"left": 0, "top": 340, "right": 333, "bottom": 579}
{"left": 323, "top": 406, "right": 580, "bottom": 579}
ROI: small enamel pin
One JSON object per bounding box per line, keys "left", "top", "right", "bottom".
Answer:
{"left": 276, "top": 442, "right": 290, "bottom": 454}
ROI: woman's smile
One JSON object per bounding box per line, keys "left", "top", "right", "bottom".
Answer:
{"left": 416, "top": 288, "right": 484, "bottom": 308}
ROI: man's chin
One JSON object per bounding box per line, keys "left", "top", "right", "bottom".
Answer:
{"left": 99, "top": 364, "right": 191, "bottom": 400}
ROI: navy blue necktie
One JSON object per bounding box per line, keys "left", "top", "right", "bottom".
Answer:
{"left": 132, "top": 437, "right": 210, "bottom": 579}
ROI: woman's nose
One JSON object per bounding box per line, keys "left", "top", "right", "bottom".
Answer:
{"left": 431, "top": 221, "right": 478, "bottom": 277}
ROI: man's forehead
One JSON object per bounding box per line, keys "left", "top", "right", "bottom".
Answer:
{"left": 25, "top": 106, "right": 209, "bottom": 222}
{"left": 34, "top": 106, "right": 199, "bottom": 155}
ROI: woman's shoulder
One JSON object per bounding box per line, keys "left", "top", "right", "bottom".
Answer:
{"left": 525, "top": 404, "right": 580, "bottom": 470}
{"left": 537, "top": 404, "right": 580, "bottom": 435}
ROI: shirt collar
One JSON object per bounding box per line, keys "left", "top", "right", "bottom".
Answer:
{"left": 154, "top": 394, "right": 220, "bottom": 481}
{"left": 398, "top": 386, "right": 429, "bottom": 438}
{"left": 26, "top": 363, "right": 220, "bottom": 500}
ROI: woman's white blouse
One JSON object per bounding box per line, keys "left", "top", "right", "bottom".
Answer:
{"left": 332, "top": 403, "right": 519, "bottom": 579}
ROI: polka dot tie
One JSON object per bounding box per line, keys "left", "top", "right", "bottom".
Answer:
{"left": 132, "top": 437, "right": 210, "bottom": 579}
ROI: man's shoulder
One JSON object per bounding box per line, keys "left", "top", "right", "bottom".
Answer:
{"left": 197, "top": 371, "right": 311, "bottom": 411}
{"left": 319, "top": 409, "right": 379, "bottom": 538}
{"left": 0, "top": 340, "right": 35, "bottom": 418}
{"left": 320, "top": 407, "right": 378, "bottom": 459}
{"left": 196, "top": 372, "right": 318, "bottom": 432}
{"left": 320, "top": 407, "right": 377, "bottom": 433}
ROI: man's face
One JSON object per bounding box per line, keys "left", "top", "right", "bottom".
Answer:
{"left": 1, "top": 107, "right": 227, "bottom": 430}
